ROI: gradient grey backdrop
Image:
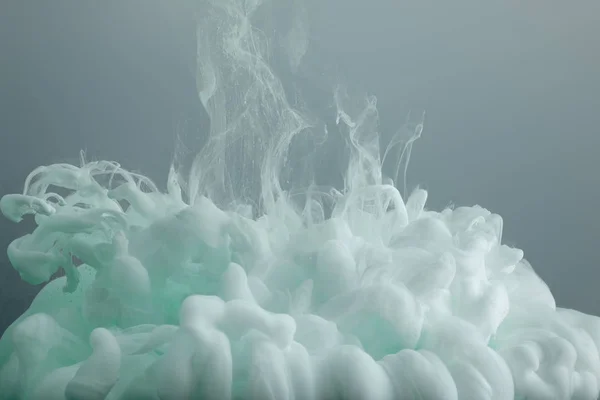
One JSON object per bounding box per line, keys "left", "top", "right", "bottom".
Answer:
{"left": 1, "top": 0, "right": 599, "bottom": 334}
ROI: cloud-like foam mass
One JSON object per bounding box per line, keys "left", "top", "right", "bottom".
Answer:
{"left": 1, "top": 0, "right": 599, "bottom": 399}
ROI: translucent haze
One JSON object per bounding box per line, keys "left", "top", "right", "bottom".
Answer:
{"left": 1, "top": 1, "right": 599, "bottom": 399}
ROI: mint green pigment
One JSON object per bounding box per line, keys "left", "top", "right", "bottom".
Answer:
{"left": 1, "top": 0, "right": 600, "bottom": 399}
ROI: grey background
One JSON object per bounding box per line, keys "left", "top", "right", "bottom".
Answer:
{"left": 1, "top": 0, "right": 599, "bottom": 334}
